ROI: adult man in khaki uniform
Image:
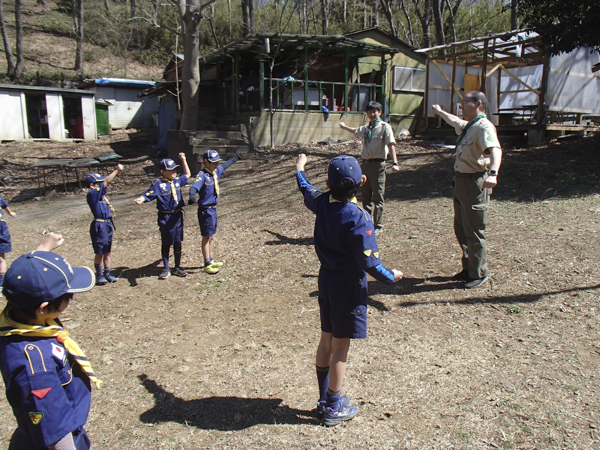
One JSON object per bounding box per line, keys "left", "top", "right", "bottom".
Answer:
{"left": 339, "top": 101, "right": 400, "bottom": 235}
{"left": 433, "top": 91, "right": 502, "bottom": 288}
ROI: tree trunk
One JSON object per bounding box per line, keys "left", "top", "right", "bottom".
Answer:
{"left": 372, "top": 0, "right": 378, "bottom": 27}
{"left": 432, "top": 0, "right": 445, "bottom": 47}
{"left": 242, "top": 0, "right": 253, "bottom": 36}
{"left": 510, "top": 0, "right": 518, "bottom": 30}
{"left": 0, "top": 0, "right": 16, "bottom": 79}
{"left": 379, "top": 0, "right": 397, "bottom": 37}
{"left": 74, "top": 0, "right": 83, "bottom": 71}
{"left": 104, "top": 0, "right": 110, "bottom": 11}
{"left": 400, "top": 0, "right": 415, "bottom": 46}
{"left": 412, "top": 0, "right": 432, "bottom": 48}
{"left": 321, "top": 0, "right": 329, "bottom": 34}
{"left": 131, "top": 0, "right": 140, "bottom": 46}
{"left": 180, "top": 0, "right": 201, "bottom": 130}
{"left": 14, "top": 0, "right": 23, "bottom": 78}
{"left": 227, "top": 0, "right": 231, "bottom": 38}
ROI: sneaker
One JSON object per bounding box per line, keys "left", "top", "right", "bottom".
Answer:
{"left": 96, "top": 276, "right": 108, "bottom": 286}
{"left": 173, "top": 267, "right": 188, "bottom": 277}
{"left": 452, "top": 269, "right": 469, "bottom": 281}
{"left": 159, "top": 269, "right": 171, "bottom": 280}
{"left": 322, "top": 403, "right": 358, "bottom": 427}
{"left": 210, "top": 260, "right": 224, "bottom": 268}
{"left": 105, "top": 274, "right": 118, "bottom": 283}
{"left": 316, "top": 396, "right": 350, "bottom": 420}
{"left": 465, "top": 276, "right": 488, "bottom": 289}
{"left": 374, "top": 228, "right": 382, "bottom": 236}
{"left": 204, "top": 264, "right": 219, "bottom": 274}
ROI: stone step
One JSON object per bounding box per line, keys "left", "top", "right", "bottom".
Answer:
{"left": 193, "top": 144, "right": 250, "bottom": 154}
{"left": 191, "top": 137, "right": 247, "bottom": 146}
{"left": 190, "top": 130, "right": 245, "bottom": 140}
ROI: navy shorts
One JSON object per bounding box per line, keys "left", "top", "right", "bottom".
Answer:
{"left": 158, "top": 211, "right": 184, "bottom": 246}
{"left": 318, "top": 268, "right": 368, "bottom": 339}
{"left": 198, "top": 206, "right": 217, "bottom": 237}
{"left": 0, "top": 221, "right": 11, "bottom": 253}
{"left": 90, "top": 220, "right": 113, "bottom": 255}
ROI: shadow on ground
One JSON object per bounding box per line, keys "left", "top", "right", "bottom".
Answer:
{"left": 138, "top": 375, "right": 315, "bottom": 430}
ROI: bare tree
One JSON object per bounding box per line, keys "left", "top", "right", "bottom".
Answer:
{"left": 399, "top": 0, "right": 415, "bottom": 45}
{"left": 130, "top": 0, "right": 140, "bottom": 46}
{"left": 379, "top": 0, "right": 398, "bottom": 37}
{"left": 14, "top": 0, "right": 23, "bottom": 78}
{"left": 72, "top": 0, "right": 83, "bottom": 71}
{"left": 178, "top": 0, "right": 217, "bottom": 130}
{"left": 0, "top": 0, "right": 16, "bottom": 79}
{"left": 412, "top": 0, "right": 432, "bottom": 47}
{"left": 242, "top": 0, "right": 254, "bottom": 36}
{"left": 510, "top": 0, "right": 518, "bottom": 30}
{"left": 321, "top": 0, "right": 329, "bottom": 34}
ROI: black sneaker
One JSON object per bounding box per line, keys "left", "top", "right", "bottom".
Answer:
{"left": 452, "top": 269, "right": 469, "bottom": 281}
{"left": 465, "top": 276, "right": 488, "bottom": 289}
{"left": 322, "top": 403, "right": 358, "bottom": 427}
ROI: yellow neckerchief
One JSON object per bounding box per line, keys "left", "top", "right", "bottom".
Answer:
{"left": 0, "top": 308, "right": 102, "bottom": 389}
{"left": 160, "top": 176, "right": 178, "bottom": 200}
{"left": 329, "top": 196, "right": 358, "bottom": 204}
{"left": 204, "top": 168, "right": 219, "bottom": 196}
{"left": 89, "top": 186, "right": 115, "bottom": 216}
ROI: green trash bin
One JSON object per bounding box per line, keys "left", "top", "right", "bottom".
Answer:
{"left": 95, "top": 101, "right": 110, "bottom": 135}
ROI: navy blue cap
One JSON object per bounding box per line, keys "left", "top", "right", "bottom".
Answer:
{"left": 328, "top": 155, "right": 362, "bottom": 188}
{"left": 85, "top": 173, "right": 106, "bottom": 186}
{"left": 159, "top": 159, "right": 179, "bottom": 171}
{"left": 203, "top": 150, "right": 222, "bottom": 163}
{"left": 3, "top": 252, "right": 95, "bottom": 307}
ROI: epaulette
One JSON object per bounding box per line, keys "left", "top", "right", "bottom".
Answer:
{"left": 23, "top": 343, "right": 48, "bottom": 376}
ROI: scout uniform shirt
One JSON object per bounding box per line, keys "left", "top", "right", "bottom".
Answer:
{"left": 0, "top": 334, "right": 91, "bottom": 449}
{"left": 297, "top": 172, "right": 382, "bottom": 273}
{"left": 0, "top": 195, "right": 12, "bottom": 253}
{"left": 190, "top": 155, "right": 240, "bottom": 207}
{"left": 86, "top": 183, "right": 113, "bottom": 220}
{"left": 453, "top": 117, "right": 501, "bottom": 173}
{"left": 141, "top": 175, "right": 189, "bottom": 213}
{"left": 354, "top": 120, "right": 396, "bottom": 160}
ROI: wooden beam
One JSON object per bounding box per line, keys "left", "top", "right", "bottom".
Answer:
{"left": 500, "top": 64, "right": 540, "bottom": 95}
{"left": 431, "top": 59, "right": 464, "bottom": 100}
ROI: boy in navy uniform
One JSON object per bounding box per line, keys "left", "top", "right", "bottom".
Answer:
{"left": 0, "top": 194, "right": 17, "bottom": 286}
{"left": 134, "top": 153, "right": 191, "bottom": 279}
{"left": 188, "top": 150, "right": 240, "bottom": 274}
{"left": 0, "top": 232, "right": 99, "bottom": 450}
{"left": 86, "top": 164, "right": 124, "bottom": 285}
{"left": 295, "top": 153, "right": 403, "bottom": 426}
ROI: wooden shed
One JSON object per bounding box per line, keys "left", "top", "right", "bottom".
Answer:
{"left": 0, "top": 84, "right": 97, "bottom": 141}
{"left": 79, "top": 78, "right": 159, "bottom": 129}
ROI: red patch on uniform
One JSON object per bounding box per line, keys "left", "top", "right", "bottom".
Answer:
{"left": 366, "top": 230, "right": 373, "bottom": 236}
{"left": 31, "top": 388, "right": 51, "bottom": 399}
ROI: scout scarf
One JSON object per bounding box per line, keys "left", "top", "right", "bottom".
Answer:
{"left": 364, "top": 118, "right": 382, "bottom": 143}
{"left": 453, "top": 113, "right": 486, "bottom": 156}
{"left": 103, "top": 195, "right": 115, "bottom": 216}
{"left": 160, "top": 176, "right": 178, "bottom": 201}
{"left": 0, "top": 309, "right": 103, "bottom": 388}
{"left": 204, "top": 168, "right": 219, "bottom": 196}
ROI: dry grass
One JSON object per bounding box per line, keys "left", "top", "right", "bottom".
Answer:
{"left": 0, "top": 132, "right": 598, "bottom": 449}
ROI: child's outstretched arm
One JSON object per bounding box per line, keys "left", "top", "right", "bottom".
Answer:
{"left": 179, "top": 152, "right": 191, "bottom": 178}
{"left": 103, "top": 164, "right": 124, "bottom": 187}
{"left": 133, "top": 196, "right": 146, "bottom": 205}
{"left": 4, "top": 206, "right": 16, "bottom": 218}
{"left": 37, "top": 232, "right": 64, "bottom": 251}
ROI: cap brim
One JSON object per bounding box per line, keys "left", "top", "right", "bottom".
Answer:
{"left": 66, "top": 266, "right": 96, "bottom": 294}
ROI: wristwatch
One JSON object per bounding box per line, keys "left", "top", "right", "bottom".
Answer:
{"left": 488, "top": 170, "right": 498, "bottom": 176}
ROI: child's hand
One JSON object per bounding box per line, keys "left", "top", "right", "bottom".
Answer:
{"left": 7, "top": 211, "right": 16, "bottom": 218}
{"left": 392, "top": 269, "right": 403, "bottom": 282}
{"left": 37, "top": 232, "right": 64, "bottom": 251}
{"left": 179, "top": 152, "right": 187, "bottom": 161}
{"left": 296, "top": 154, "right": 307, "bottom": 171}
{"left": 133, "top": 196, "right": 145, "bottom": 205}
{"left": 117, "top": 163, "right": 124, "bottom": 171}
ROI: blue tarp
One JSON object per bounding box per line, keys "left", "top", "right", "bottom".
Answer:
{"left": 93, "top": 78, "right": 158, "bottom": 88}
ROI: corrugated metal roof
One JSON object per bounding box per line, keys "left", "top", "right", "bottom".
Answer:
{"left": 0, "top": 84, "right": 95, "bottom": 96}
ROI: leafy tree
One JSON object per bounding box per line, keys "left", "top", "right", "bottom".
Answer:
{"left": 517, "top": 0, "right": 600, "bottom": 54}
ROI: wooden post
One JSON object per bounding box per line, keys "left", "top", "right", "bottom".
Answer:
{"left": 234, "top": 52, "right": 240, "bottom": 115}
{"left": 450, "top": 51, "right": 456, "bottom": 115}
{"left": 423, "top": 56, "right": 430, "bottom": 130}
{"left": 381, "top": 54, "right": 387, "bottom": 118}
{"left": 538, "top": 54, "right": 550, "bottom": 130}
{"left": 344, "top": 51, "right": 349, "bottom": 113}
{"left": 304, "top": 46, "right": 309, "bottom": 112}
{"left": 259, "top": 59, "right": 265, "bottom": 111}
{"left": 481, "top": 39, "right": 488, "bottom": 94}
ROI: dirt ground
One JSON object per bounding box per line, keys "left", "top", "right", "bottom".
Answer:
{"left": 0, "top": 131, "right": 598, "bottom": 449}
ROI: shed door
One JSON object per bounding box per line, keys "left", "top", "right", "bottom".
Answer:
{"left": 0, "top": 92, "right": 26, "bottom": 140}
{"left": 81, "top": 96, "right": 97, "bottom": 140}
{"left": 45, "top": 93, "right": 65, "bottom": 140}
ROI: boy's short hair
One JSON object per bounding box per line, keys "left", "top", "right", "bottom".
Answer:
{"left": 85, "top": 173, "right": 106, "bottom": 187}
{"left": 330, "top": 179, "right": 360, "bottom": 202}
{"left": 203, "top": 150, "right": 223, "bottom": 163}
{"left": 366, "top": 101, "right": 382, "bottom": 112}
{"left": 5, "top": 293, "right": 73, "bottom": 320}
{"left": 159, "top": 159, "right": 179, "bottom": 171}
{"left": 2, "top": 251, "right": 95, "bottom": 307}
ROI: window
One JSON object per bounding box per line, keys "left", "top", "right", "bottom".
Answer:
{"left": 393, "top": 66, "right": 425, "bottom": 92}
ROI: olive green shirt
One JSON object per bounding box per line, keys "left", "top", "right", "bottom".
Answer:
{"left": 453, "top": 117, "right": 501, "bottom": 173}
{"left": 355, "top": 121, "right": 396, "bottom": 160}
